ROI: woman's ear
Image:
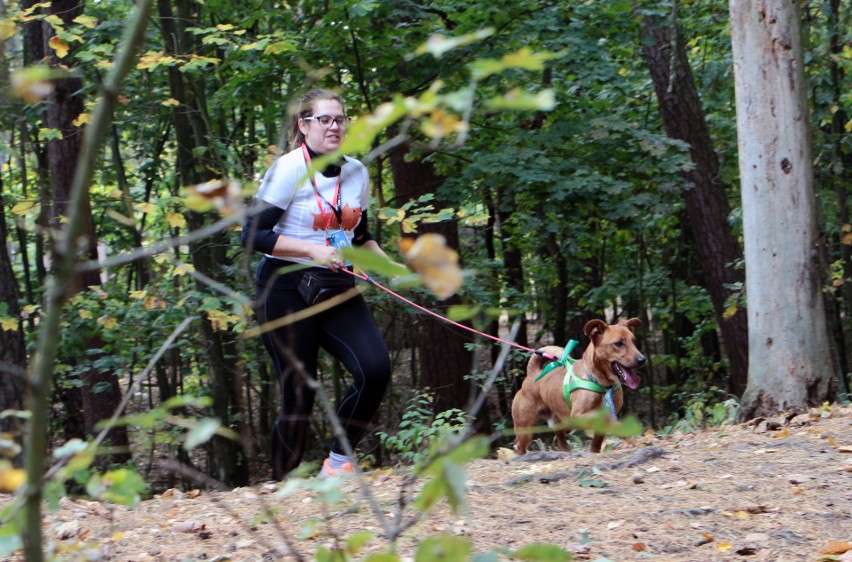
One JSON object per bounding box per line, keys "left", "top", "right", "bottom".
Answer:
{"left": 297, "top": 118, "right": 309, "bottom": 136}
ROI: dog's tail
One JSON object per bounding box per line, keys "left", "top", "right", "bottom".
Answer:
{"left": 529, "top": 345, "right": 564, "bottom": 373}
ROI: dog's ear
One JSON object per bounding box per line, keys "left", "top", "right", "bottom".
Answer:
{"left": 625, "top": 318, "right": 643, "bottom": 332}
{"left": 584, "top": 319, "right": 608, "bottom": 342}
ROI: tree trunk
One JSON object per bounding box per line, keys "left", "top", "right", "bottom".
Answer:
{"left": 158, "top": 0, "right": 248, "bottom": 486}
{"left": 0, "top": 173, "right": 26, "bottom": 441}
{"left": 729, "top": 0, "right": 835, "bottom": 418}
{"left": 388, "top": 142, "right": 490, "bottom": 430}
{"left": 640, "top": 10, "right": 749, "bottom": 396}
{"left": 42, "top": 0, "right": 131, "bottom": 460}
{"left": 0, "top": 2, "right": 25, "bottom": 443}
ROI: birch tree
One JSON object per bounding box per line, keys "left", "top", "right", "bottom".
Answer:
{"left": 729, "top": 0, "right": 836, "bottom": 418}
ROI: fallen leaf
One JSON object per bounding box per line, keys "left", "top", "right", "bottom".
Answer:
{"left": 820, "top": 541, "right": 852, "bottom": 555}
{"left": 837, "top": 445, "right": 852, "bottom": 454}
{"left": 632, "top": 543, "right": 646, "bottom": 551}
{"left": 717, "top": 541, "right": 733, "bottom": 551}
{"left": 173, "top": 521, "right": 206, "bottom": 533}
{"left": 496, "top": 447, "right": 516, "bottom": 460}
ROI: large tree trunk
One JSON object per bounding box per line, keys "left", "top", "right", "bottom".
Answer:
{"left": 42, "top": 0, "right": 130, "bottom": 460}
{"left": 0, "top": 2, "right": 25, "bottom": 442}
{"left": 388, "top": 142, "right": 490, "bottom": 430}
{"left": 0, "top": 173, "right": 26, "bottom": 442}
{"left": 729, "top": 0, "right": 835, "bottom": 418}
{"left": 158, "top": 0, "right": 248, "bottom": 486}
{"left": 640, "top": 10, "right": 749, "bottom": 396}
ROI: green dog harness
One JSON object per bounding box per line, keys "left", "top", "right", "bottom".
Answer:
{"left": 534, "top": 340, "right": 621, "bottom": 419}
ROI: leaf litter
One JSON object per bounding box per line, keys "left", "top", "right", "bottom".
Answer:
{"left": 2, "top": 405, "right": 850, "bottom": 561}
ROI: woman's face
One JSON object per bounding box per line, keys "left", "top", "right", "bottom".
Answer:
{"left": 299, "top": 99, "right": 346, "bottom": 154}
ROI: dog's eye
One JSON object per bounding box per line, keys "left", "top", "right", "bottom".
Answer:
{"left": 614, "top": 341, "right": 624, "bottom": 348}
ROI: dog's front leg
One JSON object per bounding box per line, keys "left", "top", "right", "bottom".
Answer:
{"left": 589, "top": 434, "right": 605, "bottom": 453}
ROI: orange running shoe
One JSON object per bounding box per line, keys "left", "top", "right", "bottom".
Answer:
{"left": 319, "top": 458, "right": 355, "bottom": 478}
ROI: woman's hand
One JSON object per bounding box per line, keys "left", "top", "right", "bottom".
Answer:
{"left": 308, "top": 244, "right": 345, "bottom": 271}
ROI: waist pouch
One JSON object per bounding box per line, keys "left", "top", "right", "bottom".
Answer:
{"left": 296, "top": 268, "right": 355, "bottom": 305}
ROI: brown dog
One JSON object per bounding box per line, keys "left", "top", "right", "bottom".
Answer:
{"left": 511, "top": 318, "right": 646, "bottom": 455}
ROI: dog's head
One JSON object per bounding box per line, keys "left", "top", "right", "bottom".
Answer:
{"left": 583, "top": 318, "right": 646, "bottom": 390}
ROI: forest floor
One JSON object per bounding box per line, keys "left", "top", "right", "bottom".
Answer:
{"left": 7, "top": 404, "right": 852, "bottom": 562}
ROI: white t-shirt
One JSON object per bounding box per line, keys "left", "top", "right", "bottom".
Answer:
{"left": 255, "top": 146, "right": 370, "bottom": 264}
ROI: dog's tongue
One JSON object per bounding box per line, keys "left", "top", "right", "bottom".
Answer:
{"left": 614, "top": 363, "right": 641, "bottom": 390}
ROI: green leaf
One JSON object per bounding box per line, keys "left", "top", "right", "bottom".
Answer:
{"left": 413, "top": 475, "right": 444, "bottom": 512}
{"left": 0, "top": 535, "right": 22, "bottom": 558}
{"left": 413, "top": 29, "right": 494, "bottom": 59}
{"left": 85, "top": 468, "right": 146, "bottom": 506}
{"left": 512, "top": 544, "right": 573, "bottom": 562}
{"left": 363, "top": 553, "right": 401, "bottom": 562}
{"left": 447, "top": 305, "right": 480, "bottom": 322}
{"left": 346, "top": 531, "right": 374, "bottom": 556}
{"left": 578, "top": 477, "right": 608, "bottom": 488}
{"left": 183, "top": 417, "right": 221, "bottom": 450}
{"left": 265, "top": 41, "right": 296, "bottom": 55}
{"left": 415, "top": 534, "right": 472, "bottom": 562}
{"left": 52, "top": 438, "right": 89, "bottom": 459}
{"left": 486, "top": 89, "right": 556, "bottom": 111}
{"left": 343, "top": 246, "right": 410, "bottom": 278}
{"left": 339, "top": 96, "right": 408, "bottom": 154}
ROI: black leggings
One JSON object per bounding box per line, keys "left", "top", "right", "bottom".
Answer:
{"left": 256, "top": 257, "right": 391, "bottom": 479}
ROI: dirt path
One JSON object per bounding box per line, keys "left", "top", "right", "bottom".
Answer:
{"left": 9, "top": 405, "right": 852, "bottom": 561}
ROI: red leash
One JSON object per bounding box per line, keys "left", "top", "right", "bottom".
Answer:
{"left": 343, "top": 268, "right": 558, "bottom": 361}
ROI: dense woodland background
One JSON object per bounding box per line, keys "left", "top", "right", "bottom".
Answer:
{"left": 0, "top": 0, "right": 850, "bottom": 504}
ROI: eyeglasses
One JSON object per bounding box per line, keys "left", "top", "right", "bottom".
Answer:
{"left": 303, "top": 115, "right": 350, "bottom": 128}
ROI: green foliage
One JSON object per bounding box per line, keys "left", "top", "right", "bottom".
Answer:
{"left": 377, "top": 395, "right": 469, "bottom": 466}
{"left": 662, "top": 388, "right": 740, "bottom": 434}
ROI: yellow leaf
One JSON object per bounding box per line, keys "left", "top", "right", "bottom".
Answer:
{"left": 129, "top": 290, "right": 147, "bottom": 299}
{"left": 49, "top": 35, "right": 69, "bottom": 58}
{"left": 734, "top": 510, "right": 751, "bottom": 519}
{"left": 97, "top": 315, "right": 118, "bottom": 329}
{"left": 399, "top": 233, "right": 463, "bottom": 300}
{"left": 135, "top": 202, "right": 157, "bottom": 214}
{"left": 143, "top": 296, "right": 166, "bottom": 310}
{"left": 72, "top": 113, "right": 90, "bottom": 127}
{"left": 215, "top": 23, "right": 235, "bottom": 30}
{"left": 73, "top": 15, "right": 97, "bottom": 29}
{"left": 162, "top": 98, "right": 181, "bottom": 107}
{"left": 1, "top": 317, "right": 19, "bottom": 332}
{"left": 0, "top": 19, "right": 17, "bottom": 40}
{"left": 0, "top": 462, "right": 26, "bottom": 493}
{"left": 166, "top": 212, "right": 186, "bottom": 228}
{"left": 11, "top": 201, "right": 37, "bottom": 215}
{"left": 716, "top": 542, "right": 733, "bottom": 551}
{"left": 78, "top": 309, "right": 92, "bottom": 320}
{"left": 842, "top": 233, "right": 852, "bottom": 245}
{"left": 43, "top": 14, "right": 64, "bottom": 30}
{"left": 422, "top": 109, "right": 467, "bottom": 140}
{"left": 174, "top": 263, "right": 195, "bottom": 276}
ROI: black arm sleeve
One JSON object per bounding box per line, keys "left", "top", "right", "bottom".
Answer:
{"left": 241, "top": 202, "right": 285, "bottom": 254}
{"left": 352, "top": 209, "right": 375, "bottom": 246}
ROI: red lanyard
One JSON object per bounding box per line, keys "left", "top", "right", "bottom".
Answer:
{"left": 302, "top": 143, "right": 341, "bottom": 230}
